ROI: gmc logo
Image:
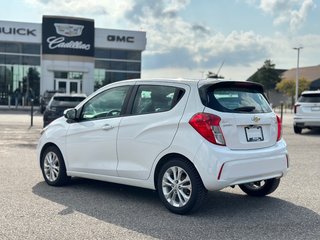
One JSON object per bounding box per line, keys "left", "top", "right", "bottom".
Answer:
{"left": 107, "top": 35, "right": 134, "bottom": 43}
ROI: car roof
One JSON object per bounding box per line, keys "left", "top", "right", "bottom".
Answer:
{"left": 86, "top": 78, "right": 264, "bottom": 100}
{"left": 53, "top": 93, "right": 87, "bottom": 98}
{"left": 100, "top": 78, "right": 247, "bottom": 88}
{"left": 301, "top": 90, "right": 320, "bottom": 95}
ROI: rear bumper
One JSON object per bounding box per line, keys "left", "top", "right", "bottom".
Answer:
{"left": 294, "top": 116, "right": 320, "bottom": 127}
{"left": 193, "top": 139, "right": 289, "bottom": 191}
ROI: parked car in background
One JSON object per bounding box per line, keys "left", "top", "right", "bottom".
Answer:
{"left": 293, "top": 90, "right": 320, "bottom": 134}
{"left": 43, "top": 93, "right": 86, "bottom": 127}
{"left": 38, "top": 78, "right": 289, "bottom": 214}
{"left": 40, "top": 90, "right": 59, "bottom": 113}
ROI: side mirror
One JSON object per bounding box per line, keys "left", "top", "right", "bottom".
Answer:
{"left": 64, "top": 108, "right": 77, "bottom": 120}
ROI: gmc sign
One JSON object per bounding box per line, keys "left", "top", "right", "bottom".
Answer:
{"left": 107, "top": 35, "right": 134, "bottom": 43}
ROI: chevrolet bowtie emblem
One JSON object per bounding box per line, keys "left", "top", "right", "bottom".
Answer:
{"left": 252, "top": 116, "right": 261, "bottom": 123}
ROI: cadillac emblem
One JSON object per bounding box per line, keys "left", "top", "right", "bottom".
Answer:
{"left": 54, "top": 23, "right": 84, "bottom": 37}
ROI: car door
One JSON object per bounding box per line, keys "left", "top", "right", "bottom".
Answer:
{"left": 116, "top": 83, "right": 188, "bottom": 180}
{"left": 65, "top": 85, "right": 132, "bottom": 176}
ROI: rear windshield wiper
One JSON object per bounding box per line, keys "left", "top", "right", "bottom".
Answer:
{"left": 233, "top": 106, "right": 256, "bottom": 112}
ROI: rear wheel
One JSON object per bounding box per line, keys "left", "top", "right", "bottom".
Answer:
{"left": 40, "top": 146, "right": 70, "bottom": 186}
{"left": 157, "top": 158, "right": 207, "bottom": 214}
{"left": 239, "top": 178, "right": 280, "bottom": 197}
{"left": 294, "top": 126, "right": 302, "bottom": 134}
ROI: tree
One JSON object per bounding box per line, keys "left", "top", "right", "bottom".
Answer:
{"left": 247, "top": 59, "right": 281, "bottom": 97}
{"left": 276, "top": 78, "right": 310, "bottom": 106}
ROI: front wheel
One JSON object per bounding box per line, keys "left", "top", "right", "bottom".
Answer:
{"left": 40, "top": 146, "right": 70, "bottom": 186}
{"left": 157, "top": 158, "right": 207, "bottom": 214}
{"left": 239, "top": 178, "right": 280, "bottom": 197}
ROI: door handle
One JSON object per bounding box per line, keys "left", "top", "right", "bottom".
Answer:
{"left": 102, "top": 124, "right": 114, "bottom": 130}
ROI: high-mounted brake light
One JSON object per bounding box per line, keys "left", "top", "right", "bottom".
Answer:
{"left": 276, "top": 115, "right": 282, "bottom": 141}
{"left": 189, "top": 113, "right": 226, "bottom": 146}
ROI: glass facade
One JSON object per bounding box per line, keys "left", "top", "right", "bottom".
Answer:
{"left": 94, "top": 48, "right": 142, "bottom": 90}
{"left": 0, "top": 42, "right": 41, "bottom": 105}
{"left": 0, "top": 43, "right": 143, "bottom": 105}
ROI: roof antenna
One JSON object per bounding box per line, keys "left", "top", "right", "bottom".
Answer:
{"left": 216, "top": 60, "right": 224, "bottom": 76}
{"left": 206, "top": 60, "right": 225, "bottom": 79}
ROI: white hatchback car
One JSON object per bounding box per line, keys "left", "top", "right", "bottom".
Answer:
{"left": 293, "top": 90, "right": 320, "bottom": 134}
{"left": 37, "top": 78, "right": 289, "bottom": 214}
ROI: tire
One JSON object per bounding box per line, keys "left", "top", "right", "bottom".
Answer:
{"left": 40, "top": 146, "right": 70, "bottom": 186}
{"left": 157, "top": 158, "right": 207, "bottom": 214}
{"left": 294, "top": 126, "right": 302, "bottom": 134}
{"left": 239, "top": 178, "right": 280, "bottom": 197}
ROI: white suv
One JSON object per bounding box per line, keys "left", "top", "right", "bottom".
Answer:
{"left": 294, "top": 90, "right": 320, "bottom": 134}
{"left": 37, "top": 79, "right": 289, "bottom": 214}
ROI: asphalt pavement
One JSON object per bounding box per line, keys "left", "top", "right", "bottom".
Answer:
{"left": 0, "top": 110, "right": 319, "bottom": 240}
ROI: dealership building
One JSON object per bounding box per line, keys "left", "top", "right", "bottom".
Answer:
{"left": 0, "top": 16, "right": 146, "bottom": 105}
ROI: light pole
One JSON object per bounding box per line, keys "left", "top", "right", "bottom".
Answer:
{"left": 293, "top": 47, "right": 303, "bottom": 103}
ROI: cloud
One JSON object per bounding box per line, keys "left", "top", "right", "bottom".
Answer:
{"left": 126, "top": 0, "right": 269, "bottom": 70}
{"left": 25, "top": 0, "right": 134, "bottom": 25}
{"left": 25, "top": 0, "right": 319, "bottom": 80}
{"left": 289, "top": 0, "right": 315, "bottom": 31}
{"left": 258, "top": 0, "right": 316, "bottom": 32}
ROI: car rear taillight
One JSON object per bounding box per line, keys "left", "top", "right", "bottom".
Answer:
{"left": 294, "top": 104, "right": 300, "bottom": 114}
{"left": 189, "top": 113, "right": 226, "bottom": 146}
{"left": 276, "top": 115, "right": 282, "bottom": 141}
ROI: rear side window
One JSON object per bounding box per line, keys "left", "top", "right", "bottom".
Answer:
{"left": 132, "top": 85, "right": 185, "bottom": 115}
{"left": 299, "top": 94, "right": 320, "bottom": 103}
{"left": 200, "top": 83, "right": 272, "bottom": 113}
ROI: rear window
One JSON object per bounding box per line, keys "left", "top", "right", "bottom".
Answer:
{"left": 299, "top": 93, "right": 320, "bottom": 103}
{"left": 53, "top": 96, "right": 86, "bottom": 102}
{"left": 51, "top": 96, "right": 86, "bottom": 107}
{"left": 200, "top": 83, "right": 272, "bottom": 113}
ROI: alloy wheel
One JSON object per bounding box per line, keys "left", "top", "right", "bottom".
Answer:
{"left": 162, "top": 166, "right": 192, "bottom": 207}
{"left": 43, "top": 151, "right": 60, "bottom": 182}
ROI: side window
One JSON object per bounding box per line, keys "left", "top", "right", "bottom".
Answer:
{"left": 81, "top": 85, "right": 130, "bottom": 120}
{"left": 132, "top": 85, "right": 182, "bottom": 115}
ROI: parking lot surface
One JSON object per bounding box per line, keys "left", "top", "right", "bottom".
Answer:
{"left": 0, "top": 110, "right": 319, "bottom": 240}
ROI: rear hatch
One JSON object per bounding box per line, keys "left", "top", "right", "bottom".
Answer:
{"left": 199, "top": 81, "right": 278, "bottom": 150}
{"left": 296, "top": 92, "right": 320, "bottom": 117}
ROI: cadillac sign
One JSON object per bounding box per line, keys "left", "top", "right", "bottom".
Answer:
{"left": 42, "top": 16, "right": 94, "bottom": 57}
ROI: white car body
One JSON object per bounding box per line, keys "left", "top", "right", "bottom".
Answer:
{"left": 294, "top": 90, "right": 320, "bottom": 133}
{"left": 37, "top": 78, "right": 289, "bottom": 213}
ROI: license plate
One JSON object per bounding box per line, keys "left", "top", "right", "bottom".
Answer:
{"left": 245, "top": 126, "right": 264, "bottom": 142}
{"left": 311, "top": 106, "right": 320, "bottom": 111}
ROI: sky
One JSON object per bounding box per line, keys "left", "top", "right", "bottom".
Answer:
{"left": 1, "top": 0, "right": 319, "bottom": 80}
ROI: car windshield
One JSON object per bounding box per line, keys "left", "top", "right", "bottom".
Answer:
{"left": 299, "top": 94, "right": 320, "bottom": 103}
{"left": 200, "top": 83, "right": 272, "bottom": 113}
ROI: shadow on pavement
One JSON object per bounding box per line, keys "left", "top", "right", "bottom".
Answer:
{"left": 301, "top": 128, "right": 320, "bottom": 136}
{"left": 32, "top": 178, "right": 320, "bottom": 240}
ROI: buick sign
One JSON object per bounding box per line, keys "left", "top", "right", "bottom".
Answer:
{"left": 42, "top": 16, "right": 94, "bottom": 57}
{"left": 0, "top": 27, "right": 36, "bottom": 36}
